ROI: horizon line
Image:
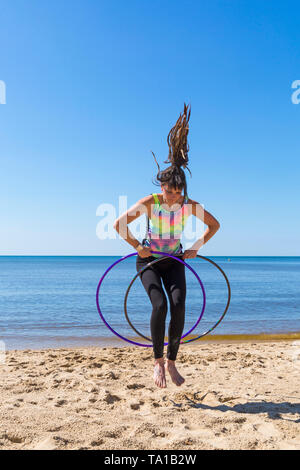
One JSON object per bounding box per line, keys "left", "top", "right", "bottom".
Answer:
{"left": 0, "top": 255, "right": 299, "bottom": 258}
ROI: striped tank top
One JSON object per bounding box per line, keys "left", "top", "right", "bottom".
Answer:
{"left": 143, "top": 193, "right": 190, "bottom": 258}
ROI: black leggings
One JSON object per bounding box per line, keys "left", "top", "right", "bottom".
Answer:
{"left": 136, "top": 254, "right": 186, "bottom": 361}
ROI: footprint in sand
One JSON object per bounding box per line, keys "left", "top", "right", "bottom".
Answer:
{"left": 55, "top": 400, "right": 67, "bottom": 407}
{"left": 3, "top": 433, "right": 24, "bottom": 444}
{"left": 129, "top": 400, "right": 145, "bottom": 410}
{"left": 90, "top": 439, "right": 104, "bottom": 447}
{"left": 104, "top": 371, "right": 119, "bottom": 380}
{"left": 99, "top": 390, "right": 122, "bottom": 404}
{"left": 126, "top": 383, "right": 145, "bottom": 390}
{"left": 194, "top": 391, "right": 220, "bottom": 406}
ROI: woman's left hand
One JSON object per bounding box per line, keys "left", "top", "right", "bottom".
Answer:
{"left": 182, "top": 250, "right": 198, "bottom": 259}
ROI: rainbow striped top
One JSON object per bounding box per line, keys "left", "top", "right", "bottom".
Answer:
{"left": 143, "top": 193, "right": 190, "bottom": 258}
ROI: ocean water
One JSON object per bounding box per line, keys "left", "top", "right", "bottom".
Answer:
{"left": 0, "top": 256, "right": 299, "bottom": 350}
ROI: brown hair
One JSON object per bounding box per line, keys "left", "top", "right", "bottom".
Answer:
{"left": 151, "top": 102, "right": 192, "bottom": 199}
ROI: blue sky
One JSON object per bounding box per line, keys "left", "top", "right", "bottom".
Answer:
{"left": 0, "top": 0, "right": 299, "bottom": 256}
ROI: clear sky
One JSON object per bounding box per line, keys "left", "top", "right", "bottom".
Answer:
{"left": 1, "top": 0, "right": 299, "bottom": 256}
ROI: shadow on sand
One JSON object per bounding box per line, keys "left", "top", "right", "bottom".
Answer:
{"left": 170, "top": 394, "right": 300, "bottom": 422}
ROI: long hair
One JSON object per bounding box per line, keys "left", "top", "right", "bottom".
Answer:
{"left": 151, "top": 102, "right": 192, "bottom": 199}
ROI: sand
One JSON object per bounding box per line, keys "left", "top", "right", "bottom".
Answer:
{"left": 0, "top": 341, "right": 299, "bottom": 450}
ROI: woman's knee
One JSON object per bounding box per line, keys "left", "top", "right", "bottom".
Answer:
{"left": 152, "top": 298, "right": 168, "bottom": 317}
{"left": 171, "top": 292, "right": 185, "bottom": 313}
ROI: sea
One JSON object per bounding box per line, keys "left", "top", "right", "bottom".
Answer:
{"left": 0, "top": 256, "right": 299, "bottom": 350}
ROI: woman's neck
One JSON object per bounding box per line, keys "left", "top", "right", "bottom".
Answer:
{"left": 160, "top": 193, "right": 184, "bottom": 211}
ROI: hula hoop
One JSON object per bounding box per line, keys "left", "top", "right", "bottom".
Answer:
{"left": 124, "top": 251, "right": 207, "bottom": 344}
{"left": 96, "top": 251, "right": 206, "bottom": 348}
{"left": 124, "top": 254, "right": 231, "bottom": 344}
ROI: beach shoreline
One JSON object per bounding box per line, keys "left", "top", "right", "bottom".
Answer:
{"left": 3, "top": 331, "right": 300, "bottom": 352}
{"left": 0, "top": 340, "right": 299, "bottom": 450}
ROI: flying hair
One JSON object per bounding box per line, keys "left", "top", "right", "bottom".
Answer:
{"left": 151, "top": 102, "right": 192, "bottom": 199}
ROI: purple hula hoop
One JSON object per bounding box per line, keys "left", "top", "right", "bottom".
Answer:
{"left": 96, "top": 250, "right": 206, "bottom": 348}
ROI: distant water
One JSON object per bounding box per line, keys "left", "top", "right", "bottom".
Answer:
{"left": 0, "top": 256, "right": 299, "bottom": 350}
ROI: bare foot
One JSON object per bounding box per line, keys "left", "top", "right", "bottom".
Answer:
{"left": 166, "top": 360, "right": 185, "bottom": 386}
{"left": 153, "top": 359, "right": 167, "bottom": 388}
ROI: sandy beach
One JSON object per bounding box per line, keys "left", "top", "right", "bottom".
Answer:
{"left": 0, "top": 340, "right": 299, "bottom": 450}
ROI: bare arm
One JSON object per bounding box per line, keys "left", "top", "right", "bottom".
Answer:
{"left": 183, "top": 199, "right": 220, "bottom": 257}
{"left": 113, "top": 195, "right": 152, "bottom": 252}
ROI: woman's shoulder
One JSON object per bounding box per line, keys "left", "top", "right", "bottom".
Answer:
{"left": 186, "top": 196, "right": 200, "bottom": 206}
{"left": 139, "top": 193, "right": 155, "bottom": 204}
{"left": 136, "top": 194, "right": 155, "bottom": 212}
{"left": 185, "top": 197, "right": 204, "bottom": 217}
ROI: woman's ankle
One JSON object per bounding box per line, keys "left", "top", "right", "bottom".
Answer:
{"left": 166, "top": 358, "right": 176, "bottom": 366}
{"left": 154, "top": 357, "right": 164, "bottom": 365}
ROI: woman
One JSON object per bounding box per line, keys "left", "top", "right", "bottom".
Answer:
{"left": 113, "top": 103, "right": 220, "bottom": 388}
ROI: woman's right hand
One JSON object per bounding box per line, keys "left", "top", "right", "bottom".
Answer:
{"left": 137, "top": 245, "right": 152, "bottom": 258}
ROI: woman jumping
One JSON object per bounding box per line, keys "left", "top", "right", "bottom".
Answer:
{"left": 113, "top": 103, "right": 220, "bottom": 388}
